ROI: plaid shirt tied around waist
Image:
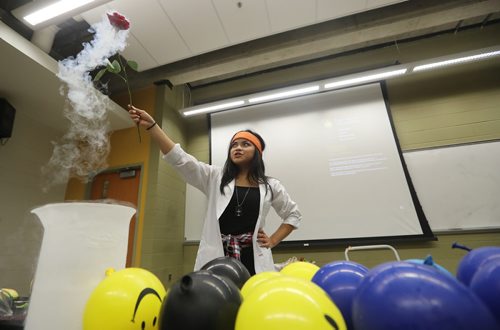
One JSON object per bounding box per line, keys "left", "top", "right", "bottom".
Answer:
{"left": 221, "top": 232, "right": 253, "bottom": 260}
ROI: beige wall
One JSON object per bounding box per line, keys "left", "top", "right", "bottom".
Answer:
{"left": 0, "top": 112, "right": 66, "bottom": 296}
{"left": 387, "top": 61, "right": 500, "bottom": 150}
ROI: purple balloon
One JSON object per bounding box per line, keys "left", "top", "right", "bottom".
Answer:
{"left": 312, "top": 260, "right": 369, "bottom": 329}
{"left": 352, "top": 261, "right": 498, "bottom": 330}
{"left": 470, "top": 258, "right": 500, "bottom": 325}
{"left": 456, "top": 246, "right": 500, "bottom": 286}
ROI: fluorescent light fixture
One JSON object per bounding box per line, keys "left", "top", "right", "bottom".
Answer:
{"left": 413, "top": 50, "right": 500, "bottom": 72}
{"left": 183, "top": 100, "right": 245, "bottom": 117}
{"left": 24, "top": 0, "right": 95, "bottom": 26}
{"left": 324, "top": 68, "right": 408, "bottom": 89}
{"left": 248, "top": 85, "right": 320, "bottom": 103}
{"left": 179, "top": 46, "right": 500, "bottom": 117}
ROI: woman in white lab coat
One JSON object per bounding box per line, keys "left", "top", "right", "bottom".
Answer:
{"left": 129, "top": 105, "right": 302, "bottom": 274}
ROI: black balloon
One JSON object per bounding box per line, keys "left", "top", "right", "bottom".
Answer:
{"left": 201, "top": 256, "right": 251, "bottom": 289}
{"left": 158, "top": 270, "right": 242, "bottom": 330}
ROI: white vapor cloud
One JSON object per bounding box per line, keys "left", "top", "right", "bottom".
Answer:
{"left": 42, "top": 13, "right": 130, "bottom": 191}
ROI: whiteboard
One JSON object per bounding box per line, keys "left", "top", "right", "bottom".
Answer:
{"left": 184, "top": 83, "right": 432, "bottom": 243}
{"left": 403, "top": 141, "right": 500, "bottom": 232}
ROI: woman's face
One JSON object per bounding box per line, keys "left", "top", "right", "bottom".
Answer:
{"left": 230, "top": 138, "right": 256, "bottom": 167}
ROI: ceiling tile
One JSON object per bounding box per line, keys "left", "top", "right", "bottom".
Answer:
{"left": 316, "top": 0, "right": 366, "bottom": 21}
{"left": 265, "top": 0, "right": 316, "bottom": 33}
{"left": 105, "top": 0, "right": 191, "bottom": 67}
{"left": 212, "top": 0, "right": 270, "bottom": 44}
{"left": 80, "top": 3, "right": 158, "bottom": 71}
{"left": 78, "top": 0, "right": 409, "bottom": 69}
{"left": 80, "top": 5, "right": 108, "bottom": 25}
{"left": 121, "top": 33, "right": 159, "bottom": 71}
{"left": 158, "top": 0, "right": 229, "bottom": 54}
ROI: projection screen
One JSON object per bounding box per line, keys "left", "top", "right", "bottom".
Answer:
{"left": 185, "top": 82, "right": 434, "bottom": 246}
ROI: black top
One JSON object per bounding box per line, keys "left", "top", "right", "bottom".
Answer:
{"left": 219, "top": 186, "right": 260, "bottom": 234}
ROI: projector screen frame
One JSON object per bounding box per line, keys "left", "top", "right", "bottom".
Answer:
{"left": 206, "top": 82, "right": 435, "bottom": 247}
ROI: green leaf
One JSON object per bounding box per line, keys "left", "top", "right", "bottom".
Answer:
{"left": 127, "top": 60, "right": 139, "bottom": 71}
{"left": 107, "top": 60, "right": 122, "bottom": 74}
{"left": 93, "top": 68, "right": 108, "bottom": 82}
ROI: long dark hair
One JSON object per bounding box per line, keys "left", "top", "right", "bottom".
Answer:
{"left": 219, "top": 130, "right": 272, "bottom": 198}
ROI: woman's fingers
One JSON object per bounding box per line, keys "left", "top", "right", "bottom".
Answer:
{"left": 257, "top": 229, "right": 270, "bottom": 248}
{"left": 128, "top": 109, "right": 141, "bottom": 123}
{"left": 128, "top": 105, "right": 147, "bottom": 124}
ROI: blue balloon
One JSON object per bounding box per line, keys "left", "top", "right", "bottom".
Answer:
{"left": 352, "top": 261, "right": 498, "bottom": 330}
{"left": 405, "top": 255, "right": 454, "bottom": 278}
{"left": 470, "top": 258, "right": 500, "bottom": 325}
{"left": 312, "top": 260, "right": 369, "bottom": 330}
{"left": 455, "top": 246, "right": 500, "bottom": 286}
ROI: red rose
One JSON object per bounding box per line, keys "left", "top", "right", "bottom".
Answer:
{"left": 107, "top": 12, "right": 130, "bottom": 30}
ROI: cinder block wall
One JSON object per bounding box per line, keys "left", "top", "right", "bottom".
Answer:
{"left": 139, "top": 85, "right": 189, "bottom": 286}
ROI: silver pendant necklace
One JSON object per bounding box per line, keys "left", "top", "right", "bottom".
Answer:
{"left": 235, "top": 186, "right": 251, "bottom": 217}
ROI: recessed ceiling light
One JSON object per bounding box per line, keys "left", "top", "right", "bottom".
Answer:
{"left": 23, "top": 0, "right": 95, "bottom": 26}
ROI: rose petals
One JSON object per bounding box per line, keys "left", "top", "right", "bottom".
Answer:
{"left": 107, "top": 12, "right": 130, "bottom": 30}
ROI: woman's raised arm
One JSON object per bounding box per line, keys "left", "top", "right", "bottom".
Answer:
{"left": 128, "top": 104, "right": 175, "bottom": 155}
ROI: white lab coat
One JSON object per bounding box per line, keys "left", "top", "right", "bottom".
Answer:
{"left": 163, "top": 144, "right": 302, "bottom": 273}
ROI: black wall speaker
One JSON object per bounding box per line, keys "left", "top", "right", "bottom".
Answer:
{"left": 0, "top": 98, "right": 16, "bottom": 139}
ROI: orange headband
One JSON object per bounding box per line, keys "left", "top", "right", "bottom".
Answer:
{"left": 231, "top": 131, "right": 263, "bottom": 154}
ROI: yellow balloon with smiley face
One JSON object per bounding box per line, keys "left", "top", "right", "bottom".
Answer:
{"left": 83, "top": 268, "right": 166, "bottom": 330}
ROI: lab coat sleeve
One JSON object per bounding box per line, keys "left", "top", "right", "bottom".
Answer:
{"left": 162, "top": 144, "right": 216, "bottom": 195}
{"left": 270, "top": 179, "right": 302, "bottom": 229}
